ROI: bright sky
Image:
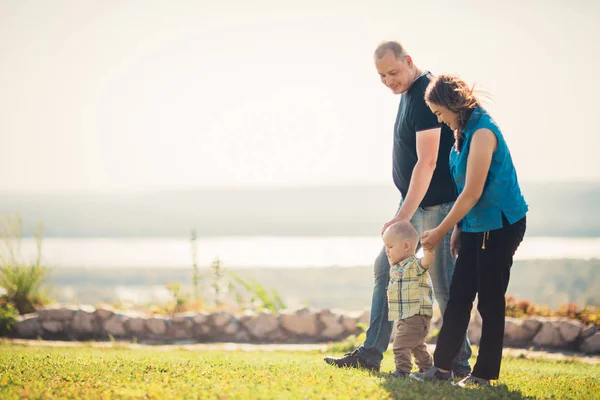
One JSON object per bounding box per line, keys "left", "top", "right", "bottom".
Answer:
{"left": 1, "top": 0, "right": 599, "bottom": 192}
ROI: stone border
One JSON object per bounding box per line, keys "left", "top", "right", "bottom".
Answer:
{"left": 6, "top": 305, "right": 599, "bottom": 354}
{"left": 466, "top": 312, "right": 599, "bottom": 354}
{"left": 8, "top": 306, "right": 369, "bottom": 345}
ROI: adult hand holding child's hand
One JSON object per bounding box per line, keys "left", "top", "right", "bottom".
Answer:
{"left": 421, "top": 228, "right": 443, "bottom": 251}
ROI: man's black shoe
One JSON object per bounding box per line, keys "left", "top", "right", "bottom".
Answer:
{"left": 323, "top": 350, "right": 380, "bottom": 372}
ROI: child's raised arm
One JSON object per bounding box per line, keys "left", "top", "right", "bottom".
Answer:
{"left": 420, "top": 248, "right": 435, "bottom": 269}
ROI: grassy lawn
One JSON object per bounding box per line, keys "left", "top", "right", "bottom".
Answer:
{"left": 0, "top": 343, "right": 599, "bottom": 399}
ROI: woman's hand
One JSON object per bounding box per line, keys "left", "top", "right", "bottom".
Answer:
{"left": 421, "top": 228, "right": 444, "bottom": 251}
{"left": 450, "top": 226, "right": 461, "bottom": 259}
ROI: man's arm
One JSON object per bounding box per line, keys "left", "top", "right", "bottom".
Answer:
{"left": 381, "top": 128, "right": 440, "bottom": 234}
{"left": 395, "top": 127, "right": 441, "bottom": 221}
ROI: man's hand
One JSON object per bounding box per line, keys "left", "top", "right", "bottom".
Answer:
{"left": 421, "top": 228, "right": 444, "bottom": 251}
{"left": 450, "top": 226, "right": 461, "bottom": 259}
{"left": 381, "top": 216, "right": 408, "bottom": 236}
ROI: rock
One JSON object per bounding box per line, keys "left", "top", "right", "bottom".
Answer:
{"left": 319, "top": 310, "right": 345, "bottom": 339}
{"left": 72, "top": 310, "right": 95, "bottom": 335}
{"left": 341, "top": 315, "right": 358, "bottom": 334}
{"left": 191, "top": 311, "right": 211, "bottom": 338}
{"left": 146, "top": 317, "right": 168, "bottom": 336}
{"left": 522, "top": 318, "right": 542, "bottom": 333}
{"left": 192, "top": 311, "right": 210, "bottom": 324}
{"left": 169, "top": 313, "right": 194, "bottom": 339}
{"left": 211, "top": 311, "right": 233, "bottom": 328}
{"left": 234, "top": 329, "right": 251, "bottom": 342}
{"left": 266, "top": 327, "right": 289, "bottom": 342}
{"left": 41, "top": 321, "right": 63, "bottom": 334}
{"left": 533, "top": 320, "right": 565, "bottom": 348}
{"left": 126, "top": 318, "right": 146, "bottom": 336}
{"left": 558, "top": 319, "right": 583, "bottom": 343}
{"left": 172, "top": 312, "right": 196, "bottom": 323}
{"left": 581, "top": 324, "right": 598, "bottom": 340}
{"left": 579, "top": 332, "right": 600, "bottom": 354}
{"left": 13, "top": 316, "right": 40, "bottom": 338}
{"left": 222, "top": 319, "right": 240, "bottom": 336}
{"left": 38, "top": 306, "right": 77, "bottom": 322}
{"left": 238, "top": 309, "right": 255, "bottom": 322}
{"left": 357, "top": 310, "right": 370, "bottom": 325}
{"left": 192, "top": 313, "right": 211, "bottom": 336}
{"left": 94, "top": 308, "right": 115, "bottom": 321}
{"left": 167, "top": 319, "right": 194, "bottom": 340}
{"left": 279, "top": 308, "right": 319, "bottom": 337}
{"left": 470, "top": 310, "right": 482, "bottom": 327}
{"left": 504, "top": 318, "right": 538, "bottom": 346}
{"left": 208, "top": 317, "right": 240, "bottom": 341}
{"left": 468, "top": 325, "right": 482, "bottom": 345}
{"left": 104, "top": 314, "right": 128, "bottom": 337}
{"left": 241, "top": 311, "right": 279, "bottom": 339}
{"left": 78, "top": 305, "right": 96, "bottom": 313}
{"left": 193, "top": 322, "right": 212, "bottom": 338}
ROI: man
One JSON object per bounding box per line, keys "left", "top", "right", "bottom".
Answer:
{"left": 324, "top": 41, "right": 472, "bottom": 377}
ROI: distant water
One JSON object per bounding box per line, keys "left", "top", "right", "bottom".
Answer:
{"left": 15, "top": 236, "right": 600, "bottom": 269}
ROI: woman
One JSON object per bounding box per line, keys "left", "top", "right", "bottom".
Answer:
{"left": 409, "top": 74, "right": 528, "bottom": 386}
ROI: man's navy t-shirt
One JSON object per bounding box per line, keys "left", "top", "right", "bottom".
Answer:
{"left": 392, "top": 72, "right": 457, "bottom": 207}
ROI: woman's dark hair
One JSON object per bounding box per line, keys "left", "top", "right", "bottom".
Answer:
{"left": 424, "top": 74, "right": 480, "bottom": 151}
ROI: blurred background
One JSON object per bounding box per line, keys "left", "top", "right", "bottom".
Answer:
{"left": 1, "top": 0, "right": 598, "bottom": 311}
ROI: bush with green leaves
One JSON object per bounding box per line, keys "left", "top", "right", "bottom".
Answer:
{"left": 0, "top": 214, "right": 50, "bottom": 314}
{"left": 0, "top": 298, "right": 18, "bottom": 335}
{"left": 229, "top": 271, "right": 286, "bottom": 313}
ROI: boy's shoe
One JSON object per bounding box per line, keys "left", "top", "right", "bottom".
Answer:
{"left": 390, "top": 370, "right": 408, "bottom": 378}
{"left": 409, "top": 366, "right": 453, "bottom": 382}
{"left": 454, "top": 374, "right": 491, "bottom": 388}
{"left": 323, "top": 350, "right": 380, "bottom": 372}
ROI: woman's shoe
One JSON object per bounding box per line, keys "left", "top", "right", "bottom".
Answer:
{"left": 454, "top": 374, "right": 491, "bottom": 387}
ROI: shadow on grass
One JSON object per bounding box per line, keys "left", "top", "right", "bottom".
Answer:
{"left": 377, "top": 373, "right": 533, "bottom": 400}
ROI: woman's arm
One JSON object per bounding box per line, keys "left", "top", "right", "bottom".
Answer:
{"left": 421, "top": 128, "right": 497, "bottom": 249}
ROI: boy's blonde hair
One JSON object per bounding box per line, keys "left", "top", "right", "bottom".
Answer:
{"left": 386, "top": 221, "right": 419, "bottom": 247}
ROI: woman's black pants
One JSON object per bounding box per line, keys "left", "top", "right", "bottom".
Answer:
{"left": 433, "top": 216, "right": 526, "bottom": 380}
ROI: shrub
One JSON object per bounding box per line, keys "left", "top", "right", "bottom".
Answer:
{"left": 555, "top": 303, "right": 600, "bottom": 328}
{"left": 0, "top": 298, "right": 18, "bottom": 335}
{"left": 505, "top": 296, "right": 599, "bottom": 328}
{"left": 228, "top": 271, "right": 286, "bottom": 313}
{"left": 0, "top": 214, "right": 50, "bottom": 314}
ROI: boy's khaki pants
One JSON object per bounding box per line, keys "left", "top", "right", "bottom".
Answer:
{"left": 392, "top": 314, "right": 433, "bottom": 374}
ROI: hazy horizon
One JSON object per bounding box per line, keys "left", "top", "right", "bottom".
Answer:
{"left": 2, "top": 182, "right": 599, "bottom": 238}
{"left": 1, "top": 178, "right": 599, "bottom": 195}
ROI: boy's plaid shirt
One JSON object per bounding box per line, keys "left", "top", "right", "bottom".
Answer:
{"left": 387, "top": 255, "right": 434, "bottom": 321}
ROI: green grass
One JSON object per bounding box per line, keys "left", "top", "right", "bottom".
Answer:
{"left": 0, "top": 344, "right": 598, "bottom": 399}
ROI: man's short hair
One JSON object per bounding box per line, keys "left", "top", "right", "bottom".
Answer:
{"left": 374, "top": 41, "right": 407, "bottom": 61}
{"left": 387, "top": 221, "right": 419, "bottom": 244}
